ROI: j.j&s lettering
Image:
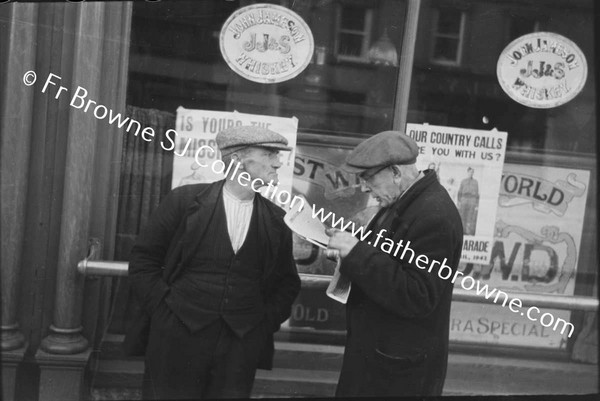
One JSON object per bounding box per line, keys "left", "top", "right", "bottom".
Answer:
{"left": 520, "top": 61, "right": 565, "bottom": 80}
{"left": 243, "top": 32, "right": 291, "bottom": 54}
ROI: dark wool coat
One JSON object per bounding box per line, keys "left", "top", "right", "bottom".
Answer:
{"left": 124, "top": 180, "right": 300, "bottom": 370}
{"left": 336, "top": 170, "right": 463, "bottom": 397}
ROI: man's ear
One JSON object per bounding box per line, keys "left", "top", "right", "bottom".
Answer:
{"left": 232, "top": 154, "right": 246, "bottom": 171}
{"left": 390, "top": 165, "right": 403, "bottom": 185}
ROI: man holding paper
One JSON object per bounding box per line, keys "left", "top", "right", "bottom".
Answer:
{"left": 326, "top": 131, "right": 463, "bottom": 397}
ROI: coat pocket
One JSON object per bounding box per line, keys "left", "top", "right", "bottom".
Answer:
{"left": 366, "top": 344, "right": 429, "bottom": 396}
{"left": 372, "top": 340, "right": 433, "bottom": 371}
{"left": 373, "top": 346, "right": 428, "bottom": 369}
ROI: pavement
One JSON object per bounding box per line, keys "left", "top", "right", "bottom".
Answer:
{"left": 90, "top": 336, "right": 598, "bottom": 399}
{"left": 252, "top": 342, "right": 598, "bottom": 397}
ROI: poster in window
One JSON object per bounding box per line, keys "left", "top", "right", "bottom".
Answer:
{"left": 406, "top": 123, "right": 508, "bottom": 264}
{"left": 450, "top": 163, "right": 590, "bottom": 348}
{"left": 289, "top": 143, "right": 372, "bottom": 330}
{"left": 171, "top": 107, "right": 298, "bottom": 205}
{"left": 291, "top": 144, "right": 373, "bottom": 276}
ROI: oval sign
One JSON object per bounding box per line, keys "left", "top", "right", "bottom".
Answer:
{"left": 496, "top": 32, "right": 587, "bottom": 109}
{"left": 220, "top": 3, "right": 314, "bottom": 84}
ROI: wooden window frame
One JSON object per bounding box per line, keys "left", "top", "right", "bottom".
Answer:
{"left": 430, "top": 7, "right": 466, "bottom": 67}
{"left": 334, "top": 4, "right": 374, "bottom": 63}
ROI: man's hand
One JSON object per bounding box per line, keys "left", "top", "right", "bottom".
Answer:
{"left": 326, "top": 228, "right": 359, "bottom": 259}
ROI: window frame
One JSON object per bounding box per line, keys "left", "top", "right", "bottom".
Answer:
{"left": 507, "top": 13, "right": 542, "bottom": 42}
{"left": 429, "top": 7, "right": 466, "bottom": 66}
{"left": 334, "top": 3, "right": 374, "bottom": 63}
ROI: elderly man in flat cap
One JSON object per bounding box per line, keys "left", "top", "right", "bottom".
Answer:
{"left": 326, "top": 131, "right": 463, "bottom": 397}
{"left": 126, "top": 126, "right": 300, "bottom": 399}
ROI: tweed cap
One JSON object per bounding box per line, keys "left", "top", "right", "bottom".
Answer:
{"left": 216, "top": 125, "right": 292, "bottom": 156}
{"left": 342, "top": 130, "right": 419, "bottom": 174}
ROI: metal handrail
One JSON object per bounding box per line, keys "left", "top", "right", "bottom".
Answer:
{"left": 78, "top": 259, "right": 128, "bottom": 276}
{"left": 78, "top": 259, "right": 599, "bottom": 312}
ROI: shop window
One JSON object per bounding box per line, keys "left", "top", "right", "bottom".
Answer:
{"left": 430, "top": 8, "right": 466, "bottom": 66}
{"left": 410, "top": 0, "right": 597, "bottom": 358}
{"left": 334, "top": 4, "right": 374, "bottom": 62}
{"left": 109, "top": 0, "right": 408, "bottom": 339}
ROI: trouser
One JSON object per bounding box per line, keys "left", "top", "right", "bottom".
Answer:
{"left": 458, "top": 197, "right": 478, "bottom": 235}
{"left": 142, "top": 301, "right": 266, "bottom": 400}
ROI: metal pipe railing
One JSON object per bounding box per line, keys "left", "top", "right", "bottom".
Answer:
{"left": 78, "top": 259, "right": 128, "bottom": 276}
{"left": 78, "top": 259, "right": 599, "bottom": 312}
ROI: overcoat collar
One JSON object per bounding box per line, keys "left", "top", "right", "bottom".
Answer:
{"left": 390, "top": 169, "right": 437, "bottom": 216}
{"left": 365, "top": 169, "right": 438, "bottom": 234}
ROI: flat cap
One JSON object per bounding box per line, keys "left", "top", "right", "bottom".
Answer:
{"left": 342, "top": 130, "right": 419, "bottom": 174}
{"left": 216, "top": 125, "right": 292, "bottom": 156}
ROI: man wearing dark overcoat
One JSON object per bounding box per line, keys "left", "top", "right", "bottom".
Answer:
{"left": 326, "top": 131, "right": 463, "bottom": 397}
{"left": 126, "top": 126, "right": 300, "bottom": 399}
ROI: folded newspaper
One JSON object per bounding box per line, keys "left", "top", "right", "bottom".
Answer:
{"left": 326, "top": 256, "right": 351, "bottom": 304}
{"left": 283, "top": 197, "right": 351, "bottom": 304}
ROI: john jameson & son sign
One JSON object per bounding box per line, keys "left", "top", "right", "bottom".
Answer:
{"left": 497, "top": 32, "right": 587, "bottom": 108}
{"left": 220, "top": 3, "right": 314, "bottom": 84}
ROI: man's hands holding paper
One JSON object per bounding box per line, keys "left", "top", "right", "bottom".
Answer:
{"left": 284, "top": 200, "right": 356, "bottom": 304}
{"left": 325, "top": 228, "right": 359, "bottom": 259}
{"left": 324, "top": 228, "right": 354, "bottom": 304}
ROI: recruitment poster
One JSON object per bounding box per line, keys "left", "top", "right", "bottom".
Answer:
{"left": 291, "top": 144, "right": 374, "bottom": 276}
{"left": 450, "top": 164, "right": 590, "bottom": 348}
{"left": 406, "top": 123, "right": 508, "bottom": 264}
{"left": 289, "top": 143, "right": 372, "bottom": 330}
{"left": 171, "top": 107, "right": 298, "bottom": 204}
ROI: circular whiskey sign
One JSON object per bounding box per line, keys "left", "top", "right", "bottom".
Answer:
{"left": 220, "top": 3, "right": 314, "bottom": 84}
{"left": 497, "top": 32, "right": 587, "bottom": 108}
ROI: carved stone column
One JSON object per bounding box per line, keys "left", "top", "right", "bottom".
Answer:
{"left": 36, "top": 0, "right": 131, "bottom": 356}
{"left": 31, "top": 2, "right": 132, "bottom": 401}
{"left": 37, "top": 1, "right": 105, "bottom": 356}
{"left": 0, "top": 1, "right": 37, "bottom": 354}
{"left": 0, "top": 5, "right": 38, "bottom": 401}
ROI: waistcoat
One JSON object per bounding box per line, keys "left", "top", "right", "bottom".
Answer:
{"left": 165, "top": 194, "right": 265, "bottom": 337}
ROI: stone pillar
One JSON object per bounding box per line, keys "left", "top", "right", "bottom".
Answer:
{"left": 1, "top": 1, "right": 37, "bottom": 353}
{"left": 38, "top": 1, "right": 105, "bottom": 356}
{"left": 32, "top": 2, "right": 132, "bottom": 401}
{"left": 37, "top": 0, "right": 132, "bottom": 356}
{"left": 1, "top": 4, "right": 38, "bottom": 400}
{"left": 1, "top": 346, "right": 28, "bottom": 401}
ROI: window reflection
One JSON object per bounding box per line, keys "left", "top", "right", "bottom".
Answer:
{"left": 128, "top": 0, "right": 406, "bottom": 136}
